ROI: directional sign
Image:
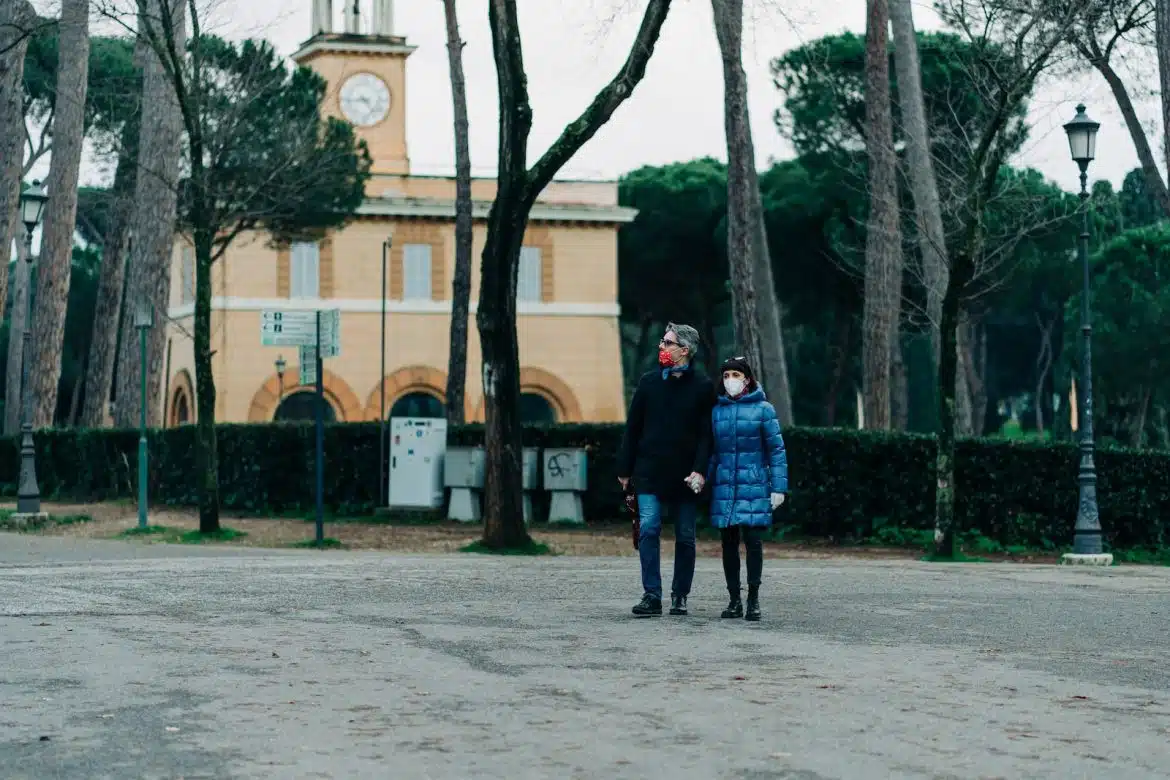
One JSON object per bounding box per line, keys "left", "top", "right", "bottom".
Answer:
{"left": 261, "top": 310, "right": 317, "bottom": 347}
{"left": 318, "top": 309, "right": 341, "bottom": 358}
{"left": 299, "top": 344, "right": 317, "bottom": 385}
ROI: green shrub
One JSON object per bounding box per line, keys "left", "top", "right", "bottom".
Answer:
{"left": 3, "top": 422, "right": 1169, "bottom": 550}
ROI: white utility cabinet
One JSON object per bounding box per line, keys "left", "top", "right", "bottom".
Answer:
{"left": 388, "top": 417, "right": 447, "bottom": 508}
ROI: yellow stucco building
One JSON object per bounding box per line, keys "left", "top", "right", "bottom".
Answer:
{"left": 162, "top": 6, "right": 632, "bottom": 427}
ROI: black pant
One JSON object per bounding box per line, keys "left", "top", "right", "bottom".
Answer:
{"left": 720, "top": 526, "right": 763, "bottom": 591}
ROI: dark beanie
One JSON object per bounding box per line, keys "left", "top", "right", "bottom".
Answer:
{"left": 720, "top": 356, "right": 755, "bottom": 383}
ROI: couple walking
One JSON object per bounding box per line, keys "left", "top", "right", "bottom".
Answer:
{"left": 616, "top": 323, "right": 788, "bottom": 621}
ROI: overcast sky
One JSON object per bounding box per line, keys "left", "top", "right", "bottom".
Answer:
{"left": 62, "top": 0, "right": 1163, "bottom": 193}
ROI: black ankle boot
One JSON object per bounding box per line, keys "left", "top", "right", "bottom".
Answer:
{"left": 669, "top": 594, "right": 688, "bottom": 615}
{"left": 745, "top": 585, "right": 760, "bottom": 621}
{"left": 632, "top": 593, "right": 662, "bottom": 617}
{"left": 721, "top": 590, "right": 743, "bottom": 618}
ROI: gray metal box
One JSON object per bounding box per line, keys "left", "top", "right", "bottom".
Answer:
{"left": 522, "top": 448, "right": 541, "bottom": 491}
{"left": 444, "top": 447, "right": 484, "bottom": 489}
{"left": 542, "top": 449, "right": 587, "bottom": 492}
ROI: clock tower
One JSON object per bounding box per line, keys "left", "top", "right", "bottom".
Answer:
{"left": 293, "top": 0, "right": 414, "bottom": 176}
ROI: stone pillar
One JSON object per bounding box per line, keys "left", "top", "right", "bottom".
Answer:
{"left": 344, "top": 0, "right": 360, "bottom": 33}
{"left": 372, "top": 0, "right": 392, "bottom": 35}
{"left": 312, "top": 0, "right": 331, "bottom": 34}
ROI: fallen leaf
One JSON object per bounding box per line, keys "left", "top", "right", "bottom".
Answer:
{"left": 272, "top": 652, "right": 279, "bottom": 658}
{"left": 38, "top": 736, "right": 50, "bottom": 742}
{"left": 733, "top": 676, "right": 746, "bottom": 681}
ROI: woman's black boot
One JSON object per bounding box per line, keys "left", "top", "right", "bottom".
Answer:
{"left": 721, "top": 590, "right": 743, "bottom": 618}
{"left": 744, "top": 585, "right": 761, "bottom": 622}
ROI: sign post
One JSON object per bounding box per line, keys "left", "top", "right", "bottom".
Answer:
{"left": 314, "top": 310, "right": 325, "bottom": 545}
{"left": 259, "top": 308, "right": 340, "bottom": 546}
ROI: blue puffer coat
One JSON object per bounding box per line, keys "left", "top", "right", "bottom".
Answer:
{"left": 708, "top": 387, "right": 789, "bottom": 528}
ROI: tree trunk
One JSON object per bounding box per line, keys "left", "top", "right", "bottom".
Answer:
{"left": 478, "top": 0, "right": 672, "bottom": 548}
{"left": 26, "top": 0, "right": 91, "bottom": 427}
{"left": 890, "top": 0, "right": 948, "bottom": 370}
{"left": 1091, "top": 56, "right": 1170, "bottom": 218}
{"left": 115, "top": 0, "right": 184, "bottom": 429}
{"left": 861, "top": 0, "right": 903, "bottom": 430}
{"left": 710, "top": 0, "right": 763, "bottom": 385}
{"left": 192, "top": 228, "right": 219, "bottom": 533}
{"left": 443, "top": 0, "right": 473, "bottom": 426}
{"left": 80, "top": 125, "right": 138, "bottom": 428}
{"left": 700, "top": 314, "right": 720, "bottom": 379}
{"left": 478, "top": 195, "right": 529, "bottom": 548}
{"left": 1157, "top": 0, "right": 1170, "bottom": 191}
{"left": 4, "top": 223, "right": 30, "bottom": 436}
{"left": 954, "top": 311, "right": 974, "bottom": 436}
{"left": 711, "top": 0, "right": 793, "bottom": 423}
{"left": 934, "top": 257, "right": 968, "bottom": 558}
{"left": 1034, "top": 313, "right": 1054, "bottom": 433}
{"left": 968, "top": 319, "right": 987, "bottom": 435}
{"left": 66, "top": 364, "right": 83, "bottom": 426}
{"left": 1131, "top": 386, "right": 1151, "bottom": 448}
{"left": 891, "top": 334, "right": 908, "bottom": 430}
{"left": 825, "top": 312, "right": 851, "bottom": 427}
{"left": 0, "top": 0, "right": 38, "bottom": 323}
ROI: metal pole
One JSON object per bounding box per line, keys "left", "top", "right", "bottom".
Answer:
{"left": 380, "top": 237, "right": 390, "bottom": 506}
{"left": 315, "top": 310, "right": 325, "bottom": 544}
{"left": 16, "top": 229, "right": 41, "bottom": 515}
{"left": 1073, "top": 165, "right": 1102, "bottom": 555}
{"left": 138, "top": 322, "right": 149, "bottom": 529}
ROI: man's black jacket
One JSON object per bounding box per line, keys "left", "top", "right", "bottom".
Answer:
{"left": 616, "top": 368, "right": 715, "bottom": 502}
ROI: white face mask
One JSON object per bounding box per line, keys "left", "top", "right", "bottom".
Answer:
{"left": 724, "top": 377, "right": 746, "bottom": 397}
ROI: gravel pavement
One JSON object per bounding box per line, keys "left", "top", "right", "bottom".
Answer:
{"left": 2, "top": 534, "right": 1168, "bottom": 779}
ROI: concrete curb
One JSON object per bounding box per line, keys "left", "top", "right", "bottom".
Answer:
{"left": 1060, "top": 552, "right": 1114, "bottom": 566}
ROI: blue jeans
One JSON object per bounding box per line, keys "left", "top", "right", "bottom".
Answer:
{"left": 637, "top": 494, "right": 697, "bottom": 599}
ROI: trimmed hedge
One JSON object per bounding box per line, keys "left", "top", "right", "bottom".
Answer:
{"left": 2, "top": 422, "right": 1169, "bottom": 549}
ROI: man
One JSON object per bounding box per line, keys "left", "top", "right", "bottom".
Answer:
{"left": 617, "top": 323, "right": 715, "bottom": 617}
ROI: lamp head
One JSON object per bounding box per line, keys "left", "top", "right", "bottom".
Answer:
{"left": 1063, "top": 104, "right": 1099, "bottom": 167}
{"left": 19, "top": 180, "right": 48, "bottom": 233}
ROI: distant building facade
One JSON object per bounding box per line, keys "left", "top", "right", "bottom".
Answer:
{"left": 162, "top": 2, "right": 632, "bottom": 426}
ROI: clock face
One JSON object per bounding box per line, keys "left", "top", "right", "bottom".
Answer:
{"left": 339, "top": 73, "right": 391, "bottom": 127}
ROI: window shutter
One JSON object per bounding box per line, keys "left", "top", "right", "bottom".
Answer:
{"left": 518, "top": 247, "right": 542, "bottom": 302}
{"left": 403, "top": 244, "right": 433, "bottom": 300}
{"left": 290, "top": 242, "right": 320, "bottom": 298}
{"left": 181, "top": 247, "right": 195, "bottom": 304}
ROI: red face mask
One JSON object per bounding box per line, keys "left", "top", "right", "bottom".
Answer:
{"left": 658, "top": 348, "right": 674, "bottom": 367}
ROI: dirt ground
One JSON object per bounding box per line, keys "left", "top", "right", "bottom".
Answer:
{"left": 0, "top": 501, "right": 949, "bottom": 560}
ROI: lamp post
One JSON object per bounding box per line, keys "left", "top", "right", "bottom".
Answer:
{"left": 379, "top": 236, "right": 391, "bottom": 507}
{"left": 134, "top": 300, "right": 153, "bottom": 529}
{"left": 15, "top": 181, "right": 48, "bottom": 519}
{"left": 1062, "top": 104, "right": 1108, "bottom": 564}
{"left": 275, "top": 354, "right": 286, "bottom": 409}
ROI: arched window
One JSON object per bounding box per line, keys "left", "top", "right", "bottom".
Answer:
{"left": 519, "top": 392, "right": 557, "bottom": 424}
{"left": 171, "top": 392, "right": 190, "bottom": 426}
{"left": 275, "top": 391, "right": 337, "bottom": 422}
{"left": 390, "top": 391, "right": 444, "bottom": 419}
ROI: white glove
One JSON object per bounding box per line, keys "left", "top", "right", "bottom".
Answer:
{"left": 770, "top": 493, "right": 785, "bottom": 510}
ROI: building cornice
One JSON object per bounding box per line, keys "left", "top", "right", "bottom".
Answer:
{"left": 292, "top": 34, "right": 416, "bottom": 63}
{"left": 167, "top": 297, "right": 620, "bottom": 321}
{"left": 356, "top": 197, "right": 638, "bottom": 224}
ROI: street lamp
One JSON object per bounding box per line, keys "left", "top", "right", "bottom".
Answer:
{"left": 134, "top": 300, "right": 153, "bottom": 529}
{"left": 1062, "top": 104, "right": 1107, "bottom": 562}
{"left": 15, "top": 181, "right": 48, "bottom": 518}
{"left": 273, "top": 355, "right": 285, "bottom": 420}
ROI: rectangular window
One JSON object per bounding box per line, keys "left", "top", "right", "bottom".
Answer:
{"left": 180, "top": 246, "right": 195, "bottom": 304}
{"left": 403, "top": 243, "right": 432, "bottom": 300}
{"left": 517, "top": 246, "right": 542, "bottom": 302}
{"left": 290, "top": 242, "right": 320, "bottom": 298}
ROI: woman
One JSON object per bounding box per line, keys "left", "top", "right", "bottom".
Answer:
{"left": 708, "top": 356, "right": 788, "bottom": 621}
